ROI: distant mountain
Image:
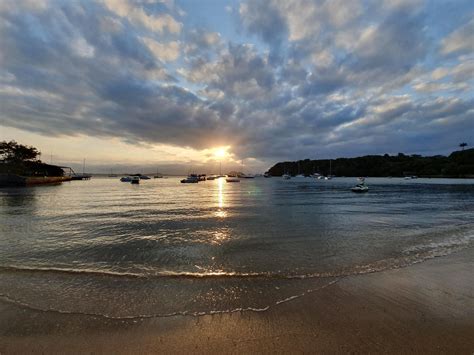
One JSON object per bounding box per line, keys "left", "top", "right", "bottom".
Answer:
{"left": 267, "top": 149, "right": 474, "bottom": 178}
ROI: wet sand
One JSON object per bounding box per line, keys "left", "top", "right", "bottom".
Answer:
{"left": 1, "top": 248, "right": 473, "bottom": 354}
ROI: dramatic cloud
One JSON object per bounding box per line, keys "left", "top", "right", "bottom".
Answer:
{"left": 0, "top": 0, "right": 473, "bottom": 170}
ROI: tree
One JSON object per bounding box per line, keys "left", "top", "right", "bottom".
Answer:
{"left": 0, "top": 140, "right": 41, "bottom": 163}
{"left": 459, "top": 142, "right": 468, "bottom": 151}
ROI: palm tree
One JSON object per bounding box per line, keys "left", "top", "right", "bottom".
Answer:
{"left": 459, "top": 142, "right": 467, "bottom": 151}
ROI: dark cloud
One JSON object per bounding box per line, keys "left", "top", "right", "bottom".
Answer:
{"left": 0, "top": 0, "right": 473, "bottom": 168}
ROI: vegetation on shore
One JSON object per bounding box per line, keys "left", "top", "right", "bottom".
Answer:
{"left": 0, "top": 140, "right": 64, "bottom": 176}
{"left": 267, "top": 149, "right": 474, "bottom": 178}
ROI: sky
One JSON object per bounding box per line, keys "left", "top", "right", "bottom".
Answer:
{"left": 0, "top": 0, "right": 473, "bottom": 174}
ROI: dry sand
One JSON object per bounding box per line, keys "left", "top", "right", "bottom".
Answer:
{"left": 1, "top": 248, "right": 473, "bottom": 354}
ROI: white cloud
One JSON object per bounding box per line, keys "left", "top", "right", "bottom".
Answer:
{"left": 71, "top": 37, "right": 95, "bottom": 58}
{"left": 102, "top": 0, "right": 182, "bottom": 34}
{"left": 141, "top": 37, "right": 180, "bottom": 61}
{"left": 440, "top": 18, "right": 474, "bottom": 56}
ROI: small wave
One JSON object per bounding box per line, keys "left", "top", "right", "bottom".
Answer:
{"left": 0, "top": 279, "right": 339, "bottom": 320}
{"left": 403, "top": 233, "right": 473, "bottom": 254}
{"left": 1, "top": 231, "right": 472, "bottom": 281}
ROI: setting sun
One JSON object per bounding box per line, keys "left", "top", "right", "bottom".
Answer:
{"left": 213, "top": 147, "right": 228, "bottom": 159}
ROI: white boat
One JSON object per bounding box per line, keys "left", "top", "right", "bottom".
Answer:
{"left": 131, "top": 176, "right": 140, "bottom": 184}
{"left": 294, "top": 174, "right": 306, "bottom": 178}
{"left": 282, "top": 173, "right": 291, "bottom": 180}
{"left": 351, "top": 178, "right": 368, "bottom": 192}
{"left": 120, "top": 176, "right": 132, "bottom": 182}
{"left": 226, "top": 177, "right": 240, "bottom": 182}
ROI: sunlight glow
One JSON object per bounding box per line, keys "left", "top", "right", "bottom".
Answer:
{"left": 214, "top": 147, "right": 227, "bottom": 158}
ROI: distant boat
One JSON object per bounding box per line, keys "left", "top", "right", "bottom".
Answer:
{"left": 120, "top": 176, "right": 132, "bottom": 182}
{"left": 181, "top": 174, "right": 199, "bottom": 183}
{"left": 351, "top": 178, "right": 368, "bottom": 193}
{"left": 239, "top": 160, "right": 255, "bottom": 178}
{"left": 226, "top": 177, "right": 240, "bottom": 182}
{"left": 325, "top": 160, "right": 333, "bottom": 179}
{"left": 206, "top": 175, "right": 217, "bottom": 180}
{"left": 140, "top": 175, "right": 151, "bottom": 180}
{"left": 282, "top": 173, "right": 291, "bottom": 180}
{"left": 264, "top": 172, "right": 271, "bottom": 178}
{"left": 131, "top": 176, "right": 140, "bottom": 184}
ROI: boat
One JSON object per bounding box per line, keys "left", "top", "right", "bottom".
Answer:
{"left": 325, "top": 160, "right": 333, "bottom": 179}
{"left": 226, "top": 177, "right": 240, "bottom": 182}
{"left": 351, "top": 178, "right": 368, "bottom": 192}
{"left": 206, "top": 175, "right": 217, "bottom": 180}
{"left": 120, "top": 176, "right": 132, "bottom": 182}
{"left": 264, "top": 172, "right": 271, "bottom": 178}
{"left": 140, "top": 175, "right": 151, "bottom": 180}
{"left": 131, "top": 176, "right": 140, "bottom": 184}
{"left": 181, "top": 174, "right": 199, "bottom": 183}
{"left": 282, "top": 173, "right": 291, "bottom": 179}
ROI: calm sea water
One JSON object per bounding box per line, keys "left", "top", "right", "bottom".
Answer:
{"left": 1, "top": 177, "right": 473, "bottom": 318}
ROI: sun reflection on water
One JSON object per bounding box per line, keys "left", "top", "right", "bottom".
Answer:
{"left": 214, "top": 178, "right": 227, "bottom": 218}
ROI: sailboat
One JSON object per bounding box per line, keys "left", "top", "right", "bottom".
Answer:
{"left": 325, "top": 160, "right": 333, "bottom": 180}
{"left": 239, "top": 159, "right": 255, "bottom": 178}
{"left": 294, "top": 161, "right": 305, "bottom": 178}
{"left": 154, "top": 168, "right": 163, "bottom": 178}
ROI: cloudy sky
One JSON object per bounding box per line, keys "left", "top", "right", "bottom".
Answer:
{"left": 0, "top": 0, "right": 473, "bottom": 173}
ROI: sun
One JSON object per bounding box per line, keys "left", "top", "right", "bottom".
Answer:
{"left": 214, "top": 147, "right": 227, "bottom": 158}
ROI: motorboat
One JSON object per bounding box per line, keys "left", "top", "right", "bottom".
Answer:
{"left": 351, "top": 178, "right": 368, "bottom": 192}
{"left": 282, "top": 174, "right": 291, "bottom": 180}
{"left": 226, "top": 177, "right": 240, "bottom": 182}
{"left": 181, "top": 174, "right": 199, "bottom": 183}
{"left": 206, "top": 175, "right": 217, "bottom": 180}
{"left": 131, "top": 176, "right": 140, "bottom": 184}
{"left": 120, "top": 176, "right": 132, "bottom": 182}
{"left": 140, "top": 175, "right": 151, "bottom": 180}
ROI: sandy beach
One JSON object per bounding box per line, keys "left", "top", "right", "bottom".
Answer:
{"left": 1, "top": 247, "right": 472, "bottom": 354}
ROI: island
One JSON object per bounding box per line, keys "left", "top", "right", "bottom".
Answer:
{"left": 267, "top": 148, "right": 474, "bottom": 178}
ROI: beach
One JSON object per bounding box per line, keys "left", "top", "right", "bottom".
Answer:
{"left": 1, "top": 247, "right": 472, "bottom": 354}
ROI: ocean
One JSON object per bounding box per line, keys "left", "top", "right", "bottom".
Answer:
{"left": 1, "top": 177, "right": 473, "bottom": 318}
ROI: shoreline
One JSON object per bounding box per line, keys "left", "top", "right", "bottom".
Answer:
{"left": 1, "top": 248, "right": 473, "bottom": 354}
